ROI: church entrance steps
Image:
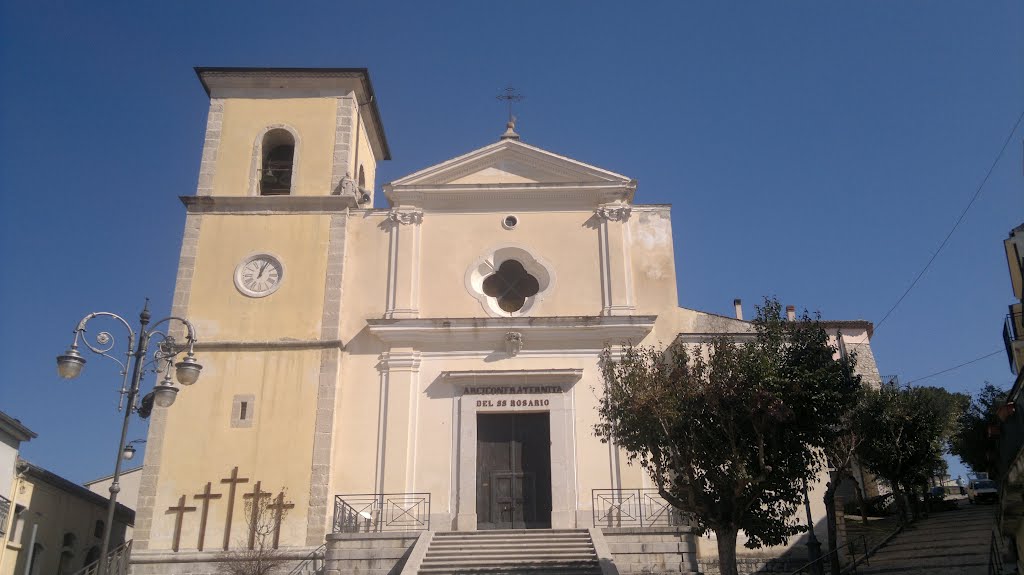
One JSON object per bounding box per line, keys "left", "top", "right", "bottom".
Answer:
{"left": 417, "top": 529, "right": 602, "bottom": 575}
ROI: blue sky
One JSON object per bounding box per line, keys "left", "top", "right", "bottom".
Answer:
{"left": 1, "top": 2, "right": 1021, "bottom": 485}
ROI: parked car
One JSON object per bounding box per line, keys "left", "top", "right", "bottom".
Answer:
{"left": 968, "top": 479, "right": 998, "bottom": 504}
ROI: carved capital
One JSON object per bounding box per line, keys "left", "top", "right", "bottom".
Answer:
{"left": 596, "top": 204, "right": 631, "bottom": 222}
{"left": 387, "top": 208, "right": 423, "bottom": 226}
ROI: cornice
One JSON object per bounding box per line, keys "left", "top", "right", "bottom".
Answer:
{"left": 389, "top": 139, "right": 632, "bottom": 187}
{"left": 366, "top": 315, "right": 656, "bottom": 351}
{"left": 385, "top": 182, "right": 636, "bottom": 211}
{"left": 193, "top": 339, "right": 344, "bottom": 352}
{"left": 180, "top": 195, "right": 358, "bottom": 214}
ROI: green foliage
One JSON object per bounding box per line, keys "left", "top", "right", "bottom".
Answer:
{"left": 856, "top": 383, "right": 968, "bottom": 493}
{"left": 949, "top": 383, "right": 1006, "bottom": 477}
{"left": 594, "top": 298, "right": 860, "bottom": 557}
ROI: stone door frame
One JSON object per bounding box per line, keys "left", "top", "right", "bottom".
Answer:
{"left": 443, "top": 369, "right": 581, "bottom": 531}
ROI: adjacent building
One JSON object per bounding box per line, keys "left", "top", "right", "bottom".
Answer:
{"left": 0, "top": 412, "right": 133, "bottom": 575}
{"left": 997, "top": 223, "right": 1024, "bottom": 572}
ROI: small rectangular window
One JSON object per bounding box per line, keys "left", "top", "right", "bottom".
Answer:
{"left": 231, "top": 394, "right": 255, "bottom": 428}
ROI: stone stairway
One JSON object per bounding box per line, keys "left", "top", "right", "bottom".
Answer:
{"left": 855, "top": 504, "right": 995, "bottom": 575}
{"left": 417, "top": 529, "right": 603, "bottom": 574}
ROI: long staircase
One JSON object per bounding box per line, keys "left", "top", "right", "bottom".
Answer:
{"left": 417, "top": 529, "right": 603, "bottom": 574}
{"left": 855, "top": 504, "right": 995, "bottom": 574}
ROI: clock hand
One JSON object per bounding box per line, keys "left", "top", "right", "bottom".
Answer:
{"left": 258, "top": 262, "right": 269, "bottom": 279}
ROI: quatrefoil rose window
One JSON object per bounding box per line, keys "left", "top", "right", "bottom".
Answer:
{"left": 466, "top": 247, "right": 554, "bottom": 317}
{"left": 482, "top": 260, "right": 540, "bottom": 313}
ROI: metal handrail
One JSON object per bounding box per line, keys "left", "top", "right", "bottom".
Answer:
{"left": 332, "top": 493, "right": 431, "bottom": 533}
{"left": 286, "top": 543, "right": 326, "bottom": 575}
{"left": 788, "top": 534, "right": 871, "bottom": 575}
{"left": 69, "top": 540, "right": 132, "bottom": 575}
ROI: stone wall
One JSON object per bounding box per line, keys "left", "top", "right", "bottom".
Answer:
{"left": 697, "top": 556, "right": 807, "bottom": 574}
{"left": 324, "top": 532, "right": 419, "bottom": 575}
{"left": 129, "top": 547, "right": 323, "bottom": 575}
{"left": 602, "top": 527, "right": 700, "bottom": 574}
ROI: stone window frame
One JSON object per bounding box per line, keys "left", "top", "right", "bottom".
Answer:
{"left": 464, "top": 245, "right": 555, "bottom": 318}
{"left": 248, "top": 124, "right": 302, "bottom": 197}
{"left": 231, "top": 394, "right": 256, "bottom": 428}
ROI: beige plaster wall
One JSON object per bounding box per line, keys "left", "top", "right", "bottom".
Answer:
{"left": 147, "top": 348, "right": 321, "bottom": 552}
{"left": 629, "top": 207, "right": 678, "bottom": 315}
{"left": 353, "top": 111, "right": 377, "bottom": 195}
{"left": 418, "top": 211, "right": 602, "bottom": 318}
{"left": 188, "top": 214, "right": 332, "bottom": 341}
{"left": 213, "top": 98, "right": 337, "bottom": 197}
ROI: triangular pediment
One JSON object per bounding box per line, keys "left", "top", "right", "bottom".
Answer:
{"left": 388, "top": 139, "right": 632, "bottom": 187}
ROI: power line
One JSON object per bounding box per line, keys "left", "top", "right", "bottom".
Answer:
{"left": 875, "top": 109, "right": 1024, "bottom": 331}
{"left": 903, "top": 349, "right": 1005, "bottom": 385}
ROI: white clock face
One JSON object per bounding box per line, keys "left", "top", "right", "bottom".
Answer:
{"left": 234, "top": 254, "right": 284, "bottom": 298}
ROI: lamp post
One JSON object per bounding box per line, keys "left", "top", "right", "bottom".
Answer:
{"left": 56, "top": 300, "right": 201, "bottom": 575}
{"left": 803, "top": 481, "right": 823, "bottom": 575}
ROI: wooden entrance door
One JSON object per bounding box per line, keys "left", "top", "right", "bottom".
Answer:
{"left": 476, "top": 412, "right": 551, "bottom": 529}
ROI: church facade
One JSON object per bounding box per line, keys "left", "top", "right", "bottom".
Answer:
{"left": 129, "top": 68, "right": 880, "bottom": 574}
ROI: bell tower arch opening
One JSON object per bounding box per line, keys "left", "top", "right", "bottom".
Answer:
{"left": 258, "top": 128, "right": 296, "bottom": 196}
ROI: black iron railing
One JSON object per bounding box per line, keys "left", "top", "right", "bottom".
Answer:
{"left": 879, "top": 375, "right": 900, "bottom": 387}
{"left": 1004, "top": 312, "right": 1023, "bottom": 375}
{"left": 592, "top": 488, "right": 689, "bottom": 528}
{"left": 0, "top": 495, "right": 9, "bottom": 537}
{"left": 333, "top": 493, "right": 431, "bottom": 533}
{"left": 787, "top": 534, "right": 873, "bottom": 575}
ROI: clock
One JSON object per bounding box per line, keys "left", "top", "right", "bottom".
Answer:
{"left": 234, "top": 254, "right": 284, "bottom": 298}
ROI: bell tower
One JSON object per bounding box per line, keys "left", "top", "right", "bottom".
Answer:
{"left": 132, "top": 68, "right": 390, "bottom": 555}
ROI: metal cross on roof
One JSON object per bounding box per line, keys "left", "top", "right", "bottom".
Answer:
{"left": 496, "top": 86, "right": 524, "bottom": 123}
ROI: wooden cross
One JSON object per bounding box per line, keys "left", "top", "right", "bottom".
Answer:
{"left": 193, "top": 482, "right": 222, "bottom": 551}
{"left": 242, "top": 480, "right": 271, "bottom": 550}
{"left": 165, "top": 495, "right": 196, "bottom": 552}
{"left": 220, "top": 466, "right": 249, "bottom": 550}
{"left": 267, "top": 491, "right": 295, "bottom": 550}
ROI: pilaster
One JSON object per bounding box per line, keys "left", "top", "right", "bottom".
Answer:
{"left": 374, "top": 350, "right": 422, "bottom": 495}
{"left": 306, "top": 212, "right": 348, "bottom": 545}
{"left": 384, "top": 209, "right": 423, "bottom": 319}
{"left": 596, "top": 203, "right": 636, "bottom": 316}
{"left": 134, "top": 213, "right": 203, "bottom": 550}
{"left": 330, "top": 96, "right": 356, "bottom": 195}
{"left": 196, "top": 100, "right": 223, "bottom": 197}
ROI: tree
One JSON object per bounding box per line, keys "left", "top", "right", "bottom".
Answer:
{"left": 855, "top": 383, "right": 967, "bottom": 522}
{"left": 822, "top": 381, "right": 868, "bottom": 575}
{"left": 595, "top": 299, "right": 858, "bottom": 575}
{"left": 950, "top": 383, "right": 1006, "bottom": 478}
{"left": 218, "top": 490, "right": 293, "bottom": 575}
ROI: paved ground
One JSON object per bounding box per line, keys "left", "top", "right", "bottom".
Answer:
{"left": 855, "top": 503, "right": 995, "bottom": 575}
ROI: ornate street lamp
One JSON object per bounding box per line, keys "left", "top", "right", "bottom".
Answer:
{"left": 56, "top": 300, "right": 201, "bottom": 575}
{"left": 122, "top": 439, "right": 146, "bottom": 461}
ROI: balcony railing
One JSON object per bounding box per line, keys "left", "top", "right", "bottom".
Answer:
{"left": 332, "top": 493, "right": 431, "bottom": 533}
{"left": 0, "top": 495, "right": 9, "bottom": 537}
{"left": 879, "top": 375, "right": 900, "bottom": 387}
{"left": 592, "top": 488, "right": 691, "bottom": 528}
{"left": 1004, "top": 312, "right": 1023, "bottom": 375}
